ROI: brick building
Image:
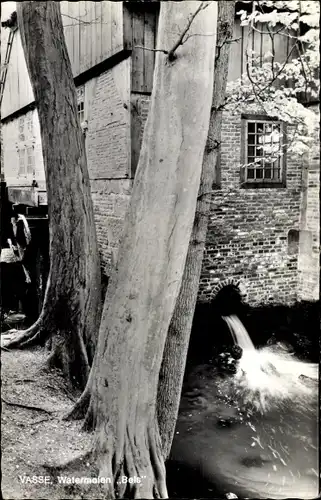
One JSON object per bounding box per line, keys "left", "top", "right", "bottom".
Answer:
{"left": 1, "top": 1, "right": 319, "bottom": 310}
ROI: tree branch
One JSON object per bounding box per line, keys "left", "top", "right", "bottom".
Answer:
{"left": 216, "top": 36, "right": 241, "bottom": 63}
{"left": 135, "top": 45, "right": 169, "bottom": 56}
{"left": 167, "top": 2, "right": 211, "bottom": 61}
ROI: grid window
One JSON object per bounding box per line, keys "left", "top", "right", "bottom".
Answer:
{"left": 77, "top": 86, "right": 85, "bottom": 125}
{"left": 18, "top": 116, "right": 25, "bottom": 141}
{"left": 18, "top": 149, "right": 26, "bottom": 175}
{"left": 242, "top": 117, "right": 286, "bottom": 187}
{"left": 27, "top": 147, "right": 35, "bottom": 174}
{"left": 26, "top": 114, "right": 34, "bottom": 136}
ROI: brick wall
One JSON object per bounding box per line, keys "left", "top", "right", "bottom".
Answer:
{"left": 297, "top": 111, "right": 320, "bottom": 301}
{"left": 199, "top": 110, "right": 303, "bottom": 306}
{"left": 128, "top": 100, "right": 315, "bottom": 307}
{"left": 86, "top": 58, "right": 132, "bottom": 277}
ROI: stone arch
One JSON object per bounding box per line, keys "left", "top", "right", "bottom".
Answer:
{"left": 210, "top": 278, "right": 247, "bottom": 303}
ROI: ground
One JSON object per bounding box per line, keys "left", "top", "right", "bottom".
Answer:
{"left": 1, "top": 347, "right": 104, "bottom": 500}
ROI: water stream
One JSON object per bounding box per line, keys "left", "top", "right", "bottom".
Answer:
{"left": 170, "top": 314, "right": 319, "bottom": 498}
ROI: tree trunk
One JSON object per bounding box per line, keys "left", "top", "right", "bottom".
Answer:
{"left": 3, "top": 2, "right": 101, "bottom": 390}
{"left": 77, "top": 3, "right": 216, "bottom": 497}
{"left": 157, "top": 0, "right": 236, "bottom": 460}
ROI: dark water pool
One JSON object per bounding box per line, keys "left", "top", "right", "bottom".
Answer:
{"left": 169, "top": 348, "right": 319, "bottom": 499}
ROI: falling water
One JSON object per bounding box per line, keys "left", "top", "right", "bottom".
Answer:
{"left": 222, "top": 314, "right": 255, "bottom": 350}
{"left": 222, "top": 314, "right": 318, "bottom": 413}
{"left": 170, "top": 314, "right": 319, "bottom": 499}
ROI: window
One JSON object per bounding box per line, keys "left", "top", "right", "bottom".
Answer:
{"left": 26, "top": 114, "right": 34, "bottom": 136}
{"left": 18, "top": 116, "right": 25, "bottom": 141}
{"left": 241, "top": 115, "right": 286, "bottom": 187}
{"left": 27, "top": 146, "right": 35, "bottom": 174}
{"left": 18, "top": 149, "right": 26, "bottom": 175}
{"left": 288, "top": 229, "right": 299, "bottom": 255}
{"left": 77, "top": 86, "right": 85, "bottom": 125}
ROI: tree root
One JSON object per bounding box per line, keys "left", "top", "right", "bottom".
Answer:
{"left": 63, "top": 362, "right": 97, "bottom": 425}
{"left": 1, "top": 318, "right": 45, "bottom": 349}
{"left": 82, "top": 396, "right": 96, "bottom": 431}
{"left": 41, "top": 450, "right": 96, "bottom": 479}
{"left": 1, "top": 396, "right": 52, "bottom": 414}
{"left": 96, "top": 424, "right": 168, "bottom": 499}
{"left": 30, "top": 416, "right": 54, "bottom": 425}
{"left": 63, "top": 379, "right": 91, "bottom": 422}
{"left": 45, "top": 383, "right": 77, "bottom": 402}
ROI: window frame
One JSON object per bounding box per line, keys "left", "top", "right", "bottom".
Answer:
{"left": 18, "top": 148, "right": 27, "bottom": 176}
{"left": 241, "top": 114, "right": 287, "bottom": 189}
{"left": 77, "top": 86, "right": 85, "bottom": 126}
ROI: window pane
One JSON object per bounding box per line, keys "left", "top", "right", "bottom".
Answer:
{"left": 245, "top": 118, "right": 284, "bottom": 185}
{"left": 18, "top": 150, "right": 26, "bottom": 174}
{"left": 265, "top": 124, "right": 272, "bottom": 134}
{"left": 248, "top": 122, "right": 255, "bottom": 133}
{"left": 248, "top": 134, "right": 255, "bottom": 145}
{"left": 248, "top": 146, "right": 255, "bottom": 157}
{"left": 19, "top": 117, "right": 24, "bottom": 134}
{"left": 273, "top": 168, "right": 280, "bottom": 180}
{"left": 255, "top": 159, "right": 264, "bottom": 168}
{"left": 265, "top": 168, "right": 272, "bottom": 179}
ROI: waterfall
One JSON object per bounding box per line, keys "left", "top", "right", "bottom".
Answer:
{"left": 221, "top": 313, "right": 318, "bottom": 413}
{"left": 222, "top": 314, "right": 255, "bottom": 350}
{"left": 170, "top": 312, "right": 319, "bottom": 500}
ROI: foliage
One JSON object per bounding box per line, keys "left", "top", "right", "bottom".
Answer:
{"left": 225, "top": 0, "right": 320, "bottom": 157}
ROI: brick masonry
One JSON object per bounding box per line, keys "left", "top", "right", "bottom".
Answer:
{"left": 198, "top": 110, "right": 304, "bottom": 305}
{"left": 85, "top": 59, "right": 132, "bottom": 277}
{"left": 2, "top": 61, "right": 318, "bottom": 306}
{"left": 297, "top": 109, "right": 320, "bottom": 302}
{"left": 127, "top": 101, "right": 319, "bottom": 306}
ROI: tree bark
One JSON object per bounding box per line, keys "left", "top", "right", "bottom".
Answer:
{"left": 157, "top": 0, "right": 236, "bottom": 460}
{"left": 3, "top": 2, "right": 101, "bottom": 390}
{"left": 77, "top": 3, "right": 216, "bottom": 497}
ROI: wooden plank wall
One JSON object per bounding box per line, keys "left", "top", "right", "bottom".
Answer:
{"left": 127, "top": 6, "right": 158, "bottom": 94}
{"left": 60, "top": 1, "right": 124, "bottom": 77}
{"left": 1, "top": 2, "right": 124, "bottom": 118}
{"left": 1, "top": 31, "right": 34, "bottom": 118}
{"left": 227, "top": 19, "right": 292, "bottom": 84}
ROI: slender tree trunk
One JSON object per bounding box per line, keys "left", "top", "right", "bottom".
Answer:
{"left": 3, "top": 2, "right": 101, "bottom": 389}
{"left": 71, "top": 3, "right": 217, "bottom": 497}
{"left": 157, "top": 0, "right": 236, "bottom": 460}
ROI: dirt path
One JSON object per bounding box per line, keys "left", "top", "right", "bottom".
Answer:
{"left": 1, "top": 347, "right": 103, "bottom": 499}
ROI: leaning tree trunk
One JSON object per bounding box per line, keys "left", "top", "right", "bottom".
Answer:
{"left": 2, "top": 2, "right": 101, "bottom": 390}
{"left": 157, "top": 0, "right": 236, "bottom": 459}
{"left": 71, "top": 3, "right": 217, "bottom": 498}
